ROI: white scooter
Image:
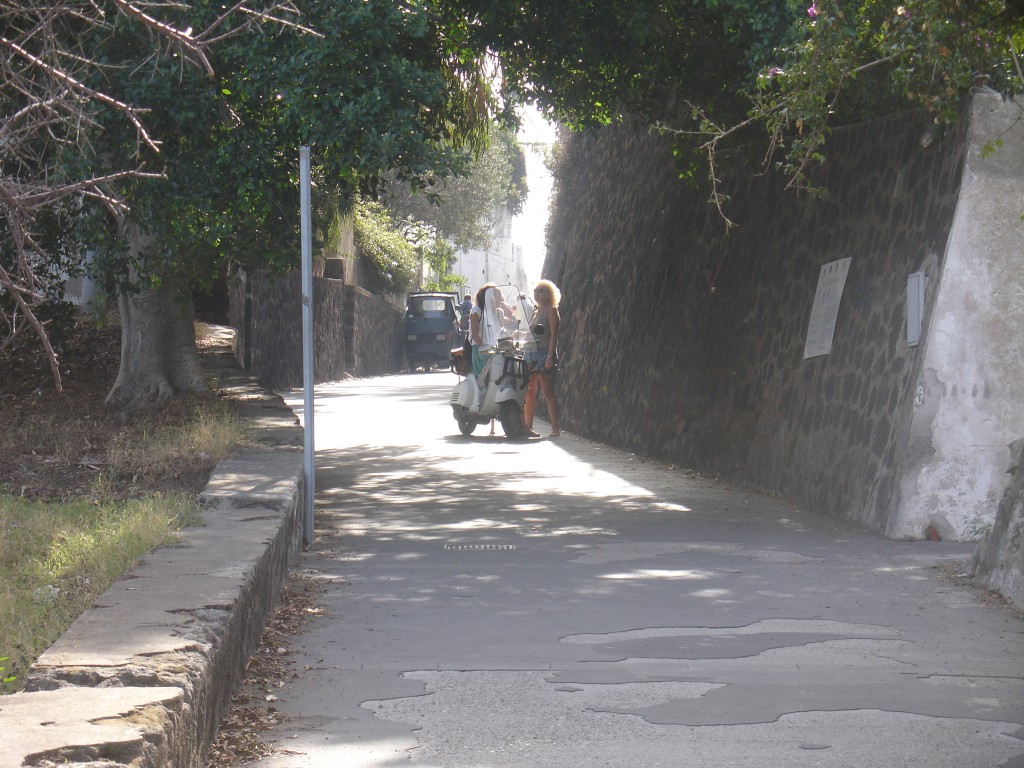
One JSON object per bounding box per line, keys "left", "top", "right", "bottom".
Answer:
{"left": 449, "top": 286, "right": 534, "bottom": 439}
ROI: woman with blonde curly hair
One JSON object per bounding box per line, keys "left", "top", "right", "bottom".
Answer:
{"left": 523, "top": 279, "right": 561, "bottom": 438}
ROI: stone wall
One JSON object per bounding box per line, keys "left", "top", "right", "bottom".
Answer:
{"left": 230, "top": 271, "right": 405, "bottom": 388}
{"left": 546, "top": 98, "right": 1019, "bottom": 538}
{"left": 346, "top": 284, "right": 406, "bottom": 377}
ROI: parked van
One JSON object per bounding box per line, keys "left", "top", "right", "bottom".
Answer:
{"left": 404, "top": 292, "right": 462, "bottom": 370}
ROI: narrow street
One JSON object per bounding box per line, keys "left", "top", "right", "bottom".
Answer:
{"left": 259, "top": 372, "right": 1024, "bottom": 768}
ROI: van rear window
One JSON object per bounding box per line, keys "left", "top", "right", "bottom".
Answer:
{"left": 408, "top": 297, "right": 450, "bottom": 316}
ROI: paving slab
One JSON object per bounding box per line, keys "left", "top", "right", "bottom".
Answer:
{"left": 1, "top": 687, "right": 184, "bottom": 768}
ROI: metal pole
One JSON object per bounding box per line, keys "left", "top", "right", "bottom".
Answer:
{"left": 300, "top": 146, "right": 315, "bottom": 547}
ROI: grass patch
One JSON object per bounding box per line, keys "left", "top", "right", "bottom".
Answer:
{"left": 0, "top": 493, "right": 202, "bottom": 692}
{"left": 1, "top": 394, "right": 248, "bottom": 503}
{"left": 0, "top": 320, "right": 250, "bottom": 693}
{"left": 0, "top": 319, "right": 247, "bottom": 696}
{"left": 0, "top": 395, "right": 247, "bottom": 691}
{"left": 99, "top": 397, "right": 247, "bottom": 498}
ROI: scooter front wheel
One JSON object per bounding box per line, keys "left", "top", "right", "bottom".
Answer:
{"left": 498, "top": 400, "right": 525, "bottom": 439}
{"left": 457, "top": 416, "right": 477, "bottom": 436}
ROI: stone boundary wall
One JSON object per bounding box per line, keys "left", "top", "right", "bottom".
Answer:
{"left": 547, "top": 105, "right": 972, "bottom": 535}
{"left": 229, "top": 271, "right": 405, "bottom": 388}
{"left": 346, "top": 284, "right": 406, "bottom": 377}
{"left": 2, "top": 345, "right": 305, "bottom": 768}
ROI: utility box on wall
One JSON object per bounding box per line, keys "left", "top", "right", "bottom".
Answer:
{"left": 906, "top": 272, "right": 926, "bottom": 347}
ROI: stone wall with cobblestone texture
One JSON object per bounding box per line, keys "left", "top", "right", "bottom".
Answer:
{"left": 229, "top": 271, "right": 405, "bottom": 389}
{"left": 546, "top": 106, "right": 975, "bottom": 535}
{"left": 347, "top": 284, "right": 406, "bottom": 377}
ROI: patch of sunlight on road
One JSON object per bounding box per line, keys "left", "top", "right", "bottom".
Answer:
{"left": 687, "top": 588, "right": 737, "bottom": 600}
{"left": 572, "top": 542, "right": 820, "bottom": 565}
{"left": 601, "top": 569, "right": 716, "bottom": 581}
{"left": 447, "top": 518, "right": 517, "bottom": 530}
{"left": 562, "top": 620, "right": 901, "bottom": 645}
{"left": 284, "top": 735, "right": 416, "bottom": 768}
{"left": 341, "top": 517, "right": 520, "bottom": 536}
{"left": 500, "top": 453, "right": 664, "bottom": 500}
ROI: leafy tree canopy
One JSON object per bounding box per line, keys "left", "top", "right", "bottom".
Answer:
{"left": 3, "top": 0, "right": 510, "bottom": 392}
{"left": 384, "top": 124, "right": 528, "bottom": 251}
{"left": 740, "top": 0, "right": 1024, "bottom": 195}
{"left": 442, "top": 0, "right": 1023, "bottom": 200}
{"left": 78, "top": 0, "right": 503, "bottom": 292}
{"left": 6, "top": 0, "right": 1021, "bottom": 391}
{"left": 439, "top": 0, "right": 802, "bottom": 128}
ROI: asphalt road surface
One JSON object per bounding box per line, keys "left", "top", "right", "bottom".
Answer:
{"left": 268, "top": 371, "right": 1024, "bottom": 768}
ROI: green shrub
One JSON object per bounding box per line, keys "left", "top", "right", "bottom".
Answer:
{"left": 352, "top": 199, "right": 418, "bottom": 296}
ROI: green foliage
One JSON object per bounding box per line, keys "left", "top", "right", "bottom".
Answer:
{"left": 980, "top": 137, "right": 1006, "bottom": 158}
{"left": 422, "top": 236, "right": 457, "bottom": 278}
{"left": 382, "top": 122, "right": 527, "bottom": 291}
{"left": 352, "top": 199, "right": 419, "bottom": 296}
{"left": 444, "top": 0, "right": 1022, "bottom": 206}
{"left": 70, "top": 0, "right": 502, "bottom": 297}
{"left": 441, "top": 0, "right": 799, "bottom": 129}
{"left": 423, "top": 275, "right": 466, "bottom": 292}
{"left": 386, "top": 123, "right": 528, "bottom": 251}
{"left": 744, "top": 0, "right": 1024, "bottom": 193}
{"left": 419, "top": 235, "right": 465, "bottom": 292}
{"left": 22, "top": 0, "right": 1021, "bottom": 313}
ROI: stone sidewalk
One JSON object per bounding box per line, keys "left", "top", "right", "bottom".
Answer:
{"left": 2, "top": 345, "right": 305, "bottom": 768}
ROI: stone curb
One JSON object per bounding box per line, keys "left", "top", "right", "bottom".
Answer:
{"left": 1, "top": 345, "right": 304, "bottom": 768}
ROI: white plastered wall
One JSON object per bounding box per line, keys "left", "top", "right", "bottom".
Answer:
{"left": 892, "top": 93, "right": 1024, "bottom": 540}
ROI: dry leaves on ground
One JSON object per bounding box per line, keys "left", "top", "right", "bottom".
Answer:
{"left": 934, "top": 562, "right": 1024, "bottom": 620}
{"left": 206, "top": 572, "right": 326, "bottom": 767}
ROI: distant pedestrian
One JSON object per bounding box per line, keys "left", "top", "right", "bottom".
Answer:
{"left": 459, "top": 294, "right": 473, "bottom": 332}
{"left": 523, "top": 279, "right": 561, "bottom": 438}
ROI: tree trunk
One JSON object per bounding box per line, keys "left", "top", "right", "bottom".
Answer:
{"left": 105, "top": 224, "right": 207, "bottom": 413}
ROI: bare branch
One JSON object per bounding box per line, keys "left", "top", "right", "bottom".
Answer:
{"left": 0, "top": 34, "right": 161, "bottom": 153}
{"left": 0, "top": 0, "right": 295, "bottom": 389}
{"left": 0, "top": 262, "right": 62, "bottom": 391}
{"left": 111, "top": 0, "right": 216, "bottom": 78}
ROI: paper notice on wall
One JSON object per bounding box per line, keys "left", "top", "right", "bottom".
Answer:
{"left": 803, "top": 257, "right": 852, "bottom": 359}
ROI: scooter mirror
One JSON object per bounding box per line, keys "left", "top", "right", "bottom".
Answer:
{"left": 532, "top": 323, "right": 545, "bottom": 337}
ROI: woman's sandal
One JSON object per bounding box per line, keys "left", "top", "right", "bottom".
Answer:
{"left": 525, "top": 428, "right": 541, "bottom": 438}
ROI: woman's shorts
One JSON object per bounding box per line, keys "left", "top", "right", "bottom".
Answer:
{"left": 524, "top": 348, "right": 555, "bottom": 375}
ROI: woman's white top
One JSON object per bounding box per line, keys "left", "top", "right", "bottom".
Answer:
{"left": 479, "top": 287, "right": 503, "bottom": 350}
